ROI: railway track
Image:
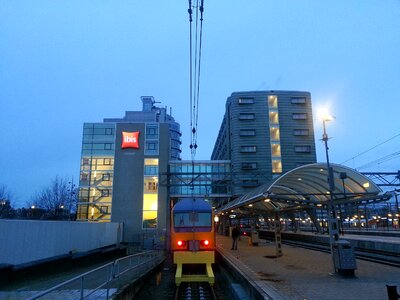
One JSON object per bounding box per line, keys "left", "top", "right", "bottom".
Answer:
{"left": 174, "top": 282, "right": 217, "bottom": 300}
{"left": 266, "top": 237, "right": 400, "bottom": 268}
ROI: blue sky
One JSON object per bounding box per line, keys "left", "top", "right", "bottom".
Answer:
{"left": 1, "top": 1, "right": 399, "bottom": 207}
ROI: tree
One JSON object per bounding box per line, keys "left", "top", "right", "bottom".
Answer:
{"left": 0, "top": 184, "right": 14, "bottom": 218}
{"left": 31, "top": 176, "right": 76, "bottom": 219}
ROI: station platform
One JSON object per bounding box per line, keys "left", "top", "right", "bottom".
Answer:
{"left": 216, "top": 234, "right": 400, "bottom": 300}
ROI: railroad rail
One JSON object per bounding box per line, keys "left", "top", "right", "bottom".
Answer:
{"left": 258, "top": 231, "right": 400, "bottom": 268}
{"left": 174, "top": 282, "right": 217, "bottom": 300}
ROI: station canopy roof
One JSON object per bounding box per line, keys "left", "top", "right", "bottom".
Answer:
{"left": 216, "top": 163, "right": 391, "bottom": 214}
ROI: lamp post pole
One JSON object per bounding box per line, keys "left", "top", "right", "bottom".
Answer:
{"left": 322, "top": 118, "right": 340, "bottom": 274}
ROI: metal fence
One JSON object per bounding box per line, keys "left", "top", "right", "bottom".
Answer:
{"left": 26, "top": 250, "right": 164, "bottom": 300}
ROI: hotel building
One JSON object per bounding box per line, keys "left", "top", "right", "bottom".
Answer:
{"left": 77, "top": 96, "right": 181, "bottom": 242}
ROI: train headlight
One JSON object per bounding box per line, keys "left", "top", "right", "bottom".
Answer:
{"left": 200, "top": 239, "right": 210, "bottom": 247}
{"left": 177, "top": 240, "right": 186, "bottom": 248}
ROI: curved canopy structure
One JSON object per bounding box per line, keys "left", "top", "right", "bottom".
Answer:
{"left": 217, "top": 163, "right": 390, "bottom": 214}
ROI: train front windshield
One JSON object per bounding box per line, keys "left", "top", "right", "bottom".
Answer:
{"left": 174, "top": 212, "right": 212, "bottom": 232}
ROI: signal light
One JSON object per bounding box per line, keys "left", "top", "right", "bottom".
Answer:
{"left": 200, "top": 239, "right": 210, "bottom": 247}
{"left": 177, "top": 240, "right": 186, "bottom": 247}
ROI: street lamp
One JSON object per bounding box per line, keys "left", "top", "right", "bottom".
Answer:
{"left": 68, "top": 179, "right": 76, "bottom": 220}
{"left": 321, "top": 113, "right": 340, "bottom": 274}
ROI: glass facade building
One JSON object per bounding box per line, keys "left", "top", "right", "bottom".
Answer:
{"left": 78, "top": 123, "right": 115, "bottom": 222}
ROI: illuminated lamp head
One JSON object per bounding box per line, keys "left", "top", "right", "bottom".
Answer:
{"left": 177, "top": 240, "right": 186, "bottom": 248}
{"left": 200, "top": 240, "right": 210, "bottom": 247}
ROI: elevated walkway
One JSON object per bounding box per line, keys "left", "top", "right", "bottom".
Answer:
{"left": 216, "top": 234, "right": 400, "bottom": 299}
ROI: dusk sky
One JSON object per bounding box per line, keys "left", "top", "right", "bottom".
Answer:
{"left": 1, "top": 1, "right": 399, "bottom": 207}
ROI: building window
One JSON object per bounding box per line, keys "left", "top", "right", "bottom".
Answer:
{"left": 238, "top": 98, "right": 254, "bottom": 104}
{"left": 242, "top": 180, "right": 259, "bottom": 187}
{"left": 240, "top": 129, "right": 256, "bottom": 136}
{"left": 144, "top": 160, "right": 159, "bottom": 174}
{"left": 268, "top": 95, "right": 278, "bottom": 108}
{"left": 144, "top": 178, "right": 158, "bottom": 193}
{"left": 241, "top": 162, "right": 257, "bottom": 170}
{"left": 143, "top": 193, "right": 158, "bottom": 228}
{"left": 146, "top": 124, "right": 159, "bottom": 139}
{"left": 241, "top": 146, "right": 257, "bottom": 153}
{"left": 271, "top": 143, "right": 281, "bottom": 157}
{"left": 143, "top": 159, "right": 158, "bottom": 229}
{"left": 269, "top": 112, "right": 279, "bottom": 124}
{"left": 293, "top": 113, "right": 307, "bottom": 120}
{"left": 147, "top": 142, "right": 157, "bottom": 150}
{"left": 270, "top": 127, "right": 280, "bottom": 140}
{"left": 144, "top": 159, "right": 159, "bottom": 175}
{"left": 80, "top": 172, "right": 89, "bottom": 181}
{"left": 100, "top": 206, "right": 109, "bottom": 214}
{"left": 145, "top": 141, "right": 159, "bottom": 155}
{"left": 272, "top": 159, "right": 282, "bottom": 173}
{"left": 145, "top": 165, "right": 159, "bottom": 175}
{"left": 102, "top": 173, "right": 110, "bottom": 181}
{"left": 103, "top": 158, "right": 112, "bottom": 165}
{"left": 293, "top": 129, "right": 309, "bottom": 136}
{"left": 83, "top": 158, "right": 90, "bottom": 165}
{"left": 101, "top": 189, "right": 110, "bottom": 197}
{"left": 104, "top": 143, "right": 112, "bottom": 150}
{"left": 239, "top": 113, "right": 255, "bottom": 120}
{"left": 295, "top": 145, "right": 311, "bottom": 153}
{"left": 143, "top": 211, "right": 157, "bottom": 228}
{"left": 105, "top": 128, "right": 113, "bottom": 135}
{"left": 291, "top": 97, "right": 306, "bottom": 104}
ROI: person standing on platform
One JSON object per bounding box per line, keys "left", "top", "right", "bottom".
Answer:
{"left": 231, "top": 225, "right": 240, "bottom": 250}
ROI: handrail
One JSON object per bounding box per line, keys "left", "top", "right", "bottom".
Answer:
{"left": 26, "top": 250, "right": 164, "bottom": 300}
{"left": 26, "top": 262, "right": 114, "bottom": 300}
{"left": 114, "top": 251, "right": 160, "bottom": 278}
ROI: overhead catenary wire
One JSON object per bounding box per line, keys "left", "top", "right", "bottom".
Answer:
{"left": 341, "top": 132, "right": 400, "bottom": 165}
{"left": 187, "top": 0, "right": 205, "bottom": 160}
{"left": 194, "top": 0, "right": 204, "bottom": 147}
{"left": 188, "top": 0, "right": 193, "bottom": 152}
{"left": 356, "top": 150, "right": 400, "bottom": 170}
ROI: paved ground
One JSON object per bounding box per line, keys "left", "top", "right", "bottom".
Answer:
{"left": 217, "top": 234, "right": 400, "bottom": 300}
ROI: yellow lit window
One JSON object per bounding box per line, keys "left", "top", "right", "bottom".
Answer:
{"left": 144, "top": 178, "right": 158, "bottom": 193}
{"left": 143, "top": 158, "right": 159, "bottom": 228}
{"left": 145, "top": 158, "right": 159, "bottom": 166}
{"left": 272, "top": 160, "right": 282, "bottom": 173}
{"left": 143, "top": 211, "right": 157, "bottom": 228}
{"left": 270, "top": 127, "right": 280, "bottom": 140}
{"left": 143, "top": 194, "right": 158, "bottom": 210}
{"left": 268, "top": 95, "right": 278, "bottom": 108}
{"left": 271, "top": 143, "right": 281, "bottom": 157}
{"left": 269, "top": 112, "right": 279, "bottom": 124}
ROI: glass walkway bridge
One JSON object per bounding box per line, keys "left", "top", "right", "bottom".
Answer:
{"left": 163, "top": 160, "right": 232, "bottom": 206}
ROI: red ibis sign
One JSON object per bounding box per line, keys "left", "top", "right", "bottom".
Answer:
{"left": 121, "top": 131, "right": 139, "bottom": 149}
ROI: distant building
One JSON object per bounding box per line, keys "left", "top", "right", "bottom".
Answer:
{"left": 77, "top": 96, "right": 181, "bottom": 242}
{"left": 211, "top": 91, "right": 317, "bottom": 197}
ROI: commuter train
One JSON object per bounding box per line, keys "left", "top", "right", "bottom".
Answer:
{"left": 171, "top": 198, "right": 215, "bottom": 286}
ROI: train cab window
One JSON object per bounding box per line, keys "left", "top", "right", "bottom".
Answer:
{"left": 174, "top": 212, "right": 212, "bottom": 232}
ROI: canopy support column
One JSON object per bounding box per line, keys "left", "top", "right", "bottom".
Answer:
{"left": 274, "top": 210, "right": 283, "bottom": 257}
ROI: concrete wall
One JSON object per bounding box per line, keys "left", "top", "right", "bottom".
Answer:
{"left": 112, "top": 123, "right": 170, "bottom": 243}
{"left": 0, "top": 220, "right": 122, "bottom": 266}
